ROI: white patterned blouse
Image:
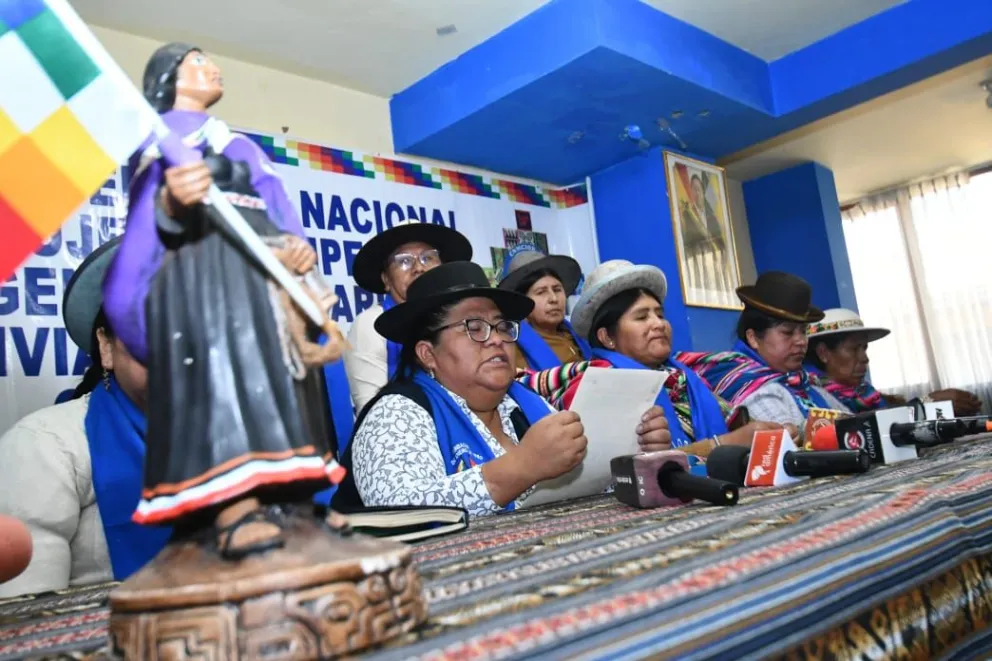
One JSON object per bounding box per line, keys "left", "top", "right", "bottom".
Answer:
{"left": 350, "top": 383, "right": 550, "bottom": 518}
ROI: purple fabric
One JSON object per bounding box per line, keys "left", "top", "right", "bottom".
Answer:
{"left": 103, "top": 110, "right": 303, "bottom": 363}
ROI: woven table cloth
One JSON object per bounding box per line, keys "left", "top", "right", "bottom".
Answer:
{"left": 4, "top": 436, "right": 992, "bottom": 660}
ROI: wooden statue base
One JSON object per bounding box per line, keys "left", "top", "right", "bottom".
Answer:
{"left": 106, "top": 509, "right": 427, "bottom": 660}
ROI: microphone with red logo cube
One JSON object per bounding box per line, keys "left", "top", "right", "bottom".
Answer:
{"left": 742, "top": 428, "right": 804, "bottom": 487}
{"left": 813, "top": 407, "right": 917, "bottom": 464}
{"left": 708, "top": 428, "right": 870, "bottom": 487}
{"left": 814, "top": 408, "right": 992, "bottom": 464}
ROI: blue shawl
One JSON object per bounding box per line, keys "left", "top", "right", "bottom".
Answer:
{"left": 591, "top": 348, "right": 728, "bottom": 447}
{"left": 383, "top": 295, "right": 401, "bottom": 378}
{"left": 314, "top": 339, "right": 356, "bottom": 507}
{"left": 516, "top": 320, "right": 592, "bottom": 371}
{"left": 84, "top": 378, "right": 171, "bottom": 580}
{"left": 412, "top": 370, "right": 553, "bottom": 511}
{"left": 680, "top": 340, "right": 830, "bottom": 416}
{"left": 322, "top": 354, "right": 355, "bottom": 452}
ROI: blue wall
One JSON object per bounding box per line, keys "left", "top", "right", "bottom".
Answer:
{"left": 392, "top": 0, "right": 992, "bottom": 185}
{"left": 590, "top": 147, "right": 741, "bottom": 352}
{"left": 742, "top": 162, "right": 857, "bottom": 312}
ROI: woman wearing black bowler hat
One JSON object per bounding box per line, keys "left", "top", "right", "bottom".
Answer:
{"left": 0, "top": 237, "right": 170, "bottom": 598}
{"left": 332, "top": 262, "right": 589, "bottom": 517}
{"left": 678, "top": 271, "right": 846, "bottom": 427}
{"left": 345, "top": 221, "right": 473, "bottom": 412}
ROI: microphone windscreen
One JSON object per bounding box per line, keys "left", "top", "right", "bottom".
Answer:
{"left": 811, "top": 423, "right": 840, "bottom": 451}
{"left": 706, "top": 445, "right": 750, "bottom": 485}
{"left": 0, "top": 515, "right": 32, "bottom": 584}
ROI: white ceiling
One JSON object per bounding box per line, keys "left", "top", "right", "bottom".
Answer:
{"left": 641, "top": 0, "right": 906, "bottom": 61}
{"left": 71, "top": 0, "right": 904, "bottom": 97}
{"left": 722, "top": 54, "right": 992, "bottom": 203}
{"left": 72, "top": 0, "right": 547, "bottom": 96}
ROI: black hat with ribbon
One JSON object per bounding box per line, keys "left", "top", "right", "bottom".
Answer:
{"left": 63, "top": 236, "right": 121, "bottom": 356}
{"left": 735, "top": 271, "right": 825, "bottom": 323}
{"left": 352, "top": 220, "right": 473, "bottom": 295}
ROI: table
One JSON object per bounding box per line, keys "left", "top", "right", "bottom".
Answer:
{"left": 4, "top": 437, "right": 992, "bottom": 660}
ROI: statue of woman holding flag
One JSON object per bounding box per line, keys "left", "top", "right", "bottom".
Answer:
{"left": 103, "top": 43, "right": 350, "bottom": 559}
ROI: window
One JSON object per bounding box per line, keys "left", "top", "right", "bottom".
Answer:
{"left": 841, "top": 172, "right": 992, "bottom": 405}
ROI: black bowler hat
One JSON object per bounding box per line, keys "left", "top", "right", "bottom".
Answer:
{"left": 352, "top": 220, "right": 473, "bottom": 295}
{"left": 63, "top": 236, "right": 122, "bottom": 356}
{"left": 735, "top": 271, "right": 825, "bottom": 323}
{"left": 375, "top": 262, "right": 534, "bottom": 344}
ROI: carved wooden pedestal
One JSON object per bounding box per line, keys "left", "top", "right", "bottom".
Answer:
{"left": 107, "top": 511, "right": 427, "bottom": 660}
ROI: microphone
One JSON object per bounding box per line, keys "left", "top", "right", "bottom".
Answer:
{"left": 811, "top": 423, "right": 840, "bottom": 451}
{"left": 610, "top": 451, "right": 739, "bottom": 508}
{"left": 890, "top": 416, "right": 992, "bottom": 446}
{"left": 815, "top": 409, "right": 992, "bottom": 464}
{"left": 0, "top": 515, "right": 32, "bottom": 585}
{"left": 707, "top": 444, "right": 869, "bottom": 486}
{"left": 784, "top": 448, "right": 871, "bottom": 476}
{"left": 802, "top": 408, "right": 849, "bottom": 449}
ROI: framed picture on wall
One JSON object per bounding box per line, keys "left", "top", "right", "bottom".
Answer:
{"left": 663, "top": 151, "right": 743, "bottom": 310}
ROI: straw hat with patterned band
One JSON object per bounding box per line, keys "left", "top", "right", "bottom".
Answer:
{"left": 497, "top": 248, "right": 582, "bottom": 296}
{"left": 807, "top": 308, "right": 890, "bottom": 343}
{"left": 570, "top": 259, "right": 668, "bottom": 341}
{"left": 352, "top": 219, "right": 473, "bottom": 295}
{"left": 63, "top": 236, "right": 122, "bottom": 356}
{"left": 375, "top": 261, "right": 534, "bottom": 344}
{"left": 735, "top": 271, "right": 825, "bottom": 323}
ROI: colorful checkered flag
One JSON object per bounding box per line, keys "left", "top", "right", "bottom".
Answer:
{"left": 0, "top": 0, "right": 158, "bottom": 281}
{"left": 0, "top": 0, "right": 328, "bottom": 326}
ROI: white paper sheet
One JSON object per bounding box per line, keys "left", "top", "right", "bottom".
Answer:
{"left": 519, "top": 367, "right": 667, "bottom": 508}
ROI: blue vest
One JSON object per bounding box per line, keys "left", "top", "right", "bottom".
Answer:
{"left": 84, "top": 379, "right": 171, "bottom": 580}
{"left": 412, "top": 371, "right": 553, "bottom": 511}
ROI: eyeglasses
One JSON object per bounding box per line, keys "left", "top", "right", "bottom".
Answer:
{"left": 388, "top": 249, "right": 441, "bottom": 272}
{"left": 434, "top": 318, "right": 520, "bottom": 343}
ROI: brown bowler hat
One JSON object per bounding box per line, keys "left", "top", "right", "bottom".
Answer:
{"left": 735, "top": 271, "right": 825, "bottom": 323}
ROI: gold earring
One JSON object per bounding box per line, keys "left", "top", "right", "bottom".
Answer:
{"left": 102, "top": 369, "right": 111, "bottom": 391}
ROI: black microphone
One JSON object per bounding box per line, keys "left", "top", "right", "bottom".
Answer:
{"left": 889, "top": 417, "right": 992, "bottom": 447}
{"left": 611, "top": 451, "right": 739, "bottom": 508}
{"left": 783, "top": 449, "right": 871, "bottom": 477}
{"left": 706, "top": 445, "right": 751, "bottom": 486}
{"left": 707, "top": 445, "right": 870, "bottom": 485}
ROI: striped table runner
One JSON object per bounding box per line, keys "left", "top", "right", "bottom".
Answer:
{"left": 5, "top": 437, "right": 992, "bottom": 660}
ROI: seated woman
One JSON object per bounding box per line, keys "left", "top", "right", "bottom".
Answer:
{"left": 679, "top": 272, "right": 847, "bottom": 427}
{"left": 521, "top": 260, "right": 785, "bottom": 456}
{"left": 0, "top": 238, "right": 170, "bottom": 598}
{"left": 332, "top": 262, "right": 673, "bottom": 516}
{"left": 806, "top": 308, "right": 982, "bottom": 415}
{"left": 497, "top": 248, "right": 591, "bottom": 371}
{"left": 346, "top": 220, "right": 473, "bottom": 411}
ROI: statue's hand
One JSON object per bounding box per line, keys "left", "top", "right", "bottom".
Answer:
{"left": 161, "top": 161, "right": 212, "bottom": 216}
{"left": 271, "top": 234, "right": 317, "bottom": 275}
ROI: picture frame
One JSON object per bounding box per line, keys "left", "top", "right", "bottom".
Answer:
{"left": 662, "top": 151, "right": 744, "bottom": 310}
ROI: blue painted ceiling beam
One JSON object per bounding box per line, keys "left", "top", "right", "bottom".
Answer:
{"left": 391, "top": 0, "right": 992, "bottom": 185}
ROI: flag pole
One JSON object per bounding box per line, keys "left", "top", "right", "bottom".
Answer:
{"left": 149, "top": 119, "right": 326, "bottom": 327}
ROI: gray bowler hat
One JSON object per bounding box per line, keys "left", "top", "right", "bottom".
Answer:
{"left": 570, "top": 259, "right": 668, "bottom": 340}
{"left": 497, "top": 249, "right": 582, "bottom": 296}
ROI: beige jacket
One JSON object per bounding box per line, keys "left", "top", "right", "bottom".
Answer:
{"left": 343, "top": 304, "right": 388, "bottom": 412}
{"left": 0, "top": 396, "right": 112, "bottom": 598}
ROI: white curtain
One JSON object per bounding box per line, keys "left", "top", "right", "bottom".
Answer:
{"left": 841, "top": 171, "right": 992, "bottom": 407}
